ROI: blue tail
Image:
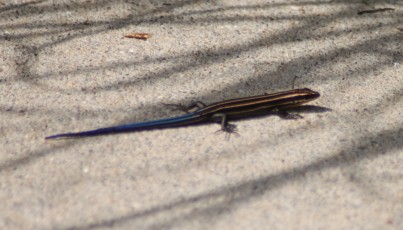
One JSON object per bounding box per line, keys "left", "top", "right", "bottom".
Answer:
{"left": 45, "top": 113, "right": 200, "bottom": 139}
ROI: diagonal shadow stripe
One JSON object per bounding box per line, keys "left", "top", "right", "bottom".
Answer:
{"left": 62, "top": 126, "right": 402, "bottom": 230}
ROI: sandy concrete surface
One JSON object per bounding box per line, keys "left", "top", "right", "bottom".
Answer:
{"left": 0, "top": 0, "right": 402, "bottom": 229}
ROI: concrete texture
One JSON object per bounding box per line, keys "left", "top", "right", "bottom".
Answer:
{"left": 0, "top": 0, "right": 402, "bottom": 229}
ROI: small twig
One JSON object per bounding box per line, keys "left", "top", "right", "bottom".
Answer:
{"left": 291, "top": 76, "right": 301, "bottom": 90}
{"left": 358, "top": 8, "right": 394, "bottom": 15}
{"left": 124, "top": 33, "right": 151, "bottom": 40}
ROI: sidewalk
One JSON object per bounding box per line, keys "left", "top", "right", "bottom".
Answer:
{"left": 0, "top": 1, "right": 402, "bottom": 229}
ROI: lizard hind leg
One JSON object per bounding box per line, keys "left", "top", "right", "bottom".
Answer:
{"left": 163, "top": 101, "right": 206, "bottom": 113}
{"left": 212, "top": 113, "right": 240, "bottom": 140}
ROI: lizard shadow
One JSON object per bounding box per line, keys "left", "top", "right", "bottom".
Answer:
{"left": 163, "top": 104, "right": 331, "bottom": 133}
